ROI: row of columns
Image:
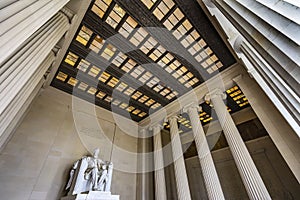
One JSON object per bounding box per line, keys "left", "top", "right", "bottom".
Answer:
{"left": 0, "top": 2, "right": 73, "bottom": 148}
{"left": 141, "top": 89, "right": 271, "bottom": 200}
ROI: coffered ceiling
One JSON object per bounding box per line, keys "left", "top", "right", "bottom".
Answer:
{"left": 51, "top": 0, "right": 238, "bottom": 124}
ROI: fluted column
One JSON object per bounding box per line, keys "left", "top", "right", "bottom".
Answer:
{"left": 183, "top": 103, "right": 225, "bottom": 200}
{"left": 0, "top": 0, "right": 70, "bottom": 65}
{"left": 205, "top": 89, "right": 271, "bottom": 200}
{"left": 168, "top": 115, "right": 192, "bottom": 200}
{"left": 0, "top": 11, "right": 70, "bottom": 146}
{"left": 150, "top": 124, "right": 167, "bottom": 200}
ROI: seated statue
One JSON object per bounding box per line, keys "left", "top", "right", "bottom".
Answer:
{"left": 65, "top": 148, "right": 113, "bottom": 195}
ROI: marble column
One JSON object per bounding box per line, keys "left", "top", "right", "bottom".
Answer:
{"left": 168, "top": 115, "right": 192, "bottom": 200}
{"left": 183, "top": 104, "right": 225, "bottom": 200}
{"left": 150, "top": 124, "right": 167, "bottom": 200}
{"left": 0, "top": 10, "right": 71, "bottom": 147}
{"left": 233, "top": 74, "right": 300, "bottom": 183}
{"left": 0, "top": 0, "right": 70, "bottom": 65}
{"left": 205, "top": 89, "right": 271, "bottom": 200}
{"left": 137, "top": 128, "right": 153, "bottom": 200}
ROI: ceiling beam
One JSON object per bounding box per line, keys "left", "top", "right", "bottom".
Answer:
{"left": 57, "top": 62, "right": 151, "bottom": 113}
{"left": 51, "top": 80, "right": 142, "bottom": 122}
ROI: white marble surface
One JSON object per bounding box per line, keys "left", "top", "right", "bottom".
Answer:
{"left": 61, "top": 191, "right": 119, "bottom": 200}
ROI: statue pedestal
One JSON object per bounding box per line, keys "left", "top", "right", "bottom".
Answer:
{"left": 61, "top": 191, "right": 120, "bottom": 200}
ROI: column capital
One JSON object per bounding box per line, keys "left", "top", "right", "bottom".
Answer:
{"left": 204, "top": 89, "right": 227, "bottom": 102}
{"left": 247, "top": 68, "right": 257, "bottom": 78}
{"left": 182, "top": 102, "right": 202, "bottom": 114}
{"left": 203, "top": 0, "right": 216, "bottom": 8}
{"left": 149, "top": 122, "right": 164, "bottom": 131}
{"left": 167, "top": 114, "right": 179, "bottom": 122}
{"left": 233, "top": 35, "right": 243, "bottom": 53}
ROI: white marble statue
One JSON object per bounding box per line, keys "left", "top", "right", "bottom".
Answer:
{"left": 66, "top": 148, "right": 113, "bottom": 195}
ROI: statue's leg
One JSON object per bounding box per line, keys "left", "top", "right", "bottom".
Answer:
{"left": 92, "top": 168, "right": 98, "bottom": 190}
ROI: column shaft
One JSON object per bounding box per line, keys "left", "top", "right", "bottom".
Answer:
{"left": 208, "top": 91, "right": 271, "bottom": 200}
{"left": 153, "top": 125, "right": 167, "bottom": 200}
{"left": 169, "top": 116, "right": 192, "bottom": 200}
{"left": 0, "top": 11, "right": 70, "bottom": 146}
{"left": 0, "top": 0, "right": 70, "bottom": 65}
{"left": 185, "top": 106, "right": 225, "bottom": 200}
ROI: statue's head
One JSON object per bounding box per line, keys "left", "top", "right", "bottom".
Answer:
{"left": 93, "top": 148, "right": 100, "bottom": 158}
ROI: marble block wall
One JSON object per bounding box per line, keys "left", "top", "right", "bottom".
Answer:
{"left": 0, "top": 87, "right": 137, "bottom": 200}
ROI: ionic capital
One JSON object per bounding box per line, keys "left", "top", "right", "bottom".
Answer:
{"left": 204, "top": 88, "right": 227, "bottom": 102}
{"left": 149, "top": 122, "right": 164, "bottom": 132}
{"left": 182, "top": 102, "right": 202, "bottom": 114}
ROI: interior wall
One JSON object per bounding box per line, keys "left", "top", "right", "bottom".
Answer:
{"left": 0, "top": 87, "right": 138, "bottom": 200}
{"left": 185, "top": 136, "right": 300, "bottom": 199}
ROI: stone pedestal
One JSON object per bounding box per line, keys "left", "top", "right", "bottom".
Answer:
{"left": 61, "top": 191, "right": 120, "bottom": 200}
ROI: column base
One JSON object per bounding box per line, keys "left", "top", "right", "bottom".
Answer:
{"left": 61, "top": 191, "right": 120, "bottom": 200}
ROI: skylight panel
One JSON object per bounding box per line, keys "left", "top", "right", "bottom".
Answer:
{"left": 121, "top": 59, "right": 136, "bottom": 72}
{"left": 145, "top": 99, "right": 155, "bottom": 106}
{"left": 107, "top": 77, "right": 119, "bottom": 88}
{"left": 139, "top": 71, "right": 153, "bottom": 83}
{"left": 138, "top": 112, "right": 147, "bottom": 117}
{"left": 153, "top": 84, "right": 163, "bottom": 92}
{"left": 88, "top": 66, "right": 101, "bottom": 77}
{"left": 92, "top": 0, "right": 112, "bottom": 18}
{"left": 124, "top": 87, "right": 135, "bottom": 96}
{"left": 119, "top": 103, "right": 128, "bottom": 109}
{"left": 205, "top": 47, "right": 213, "bottom": 55}
{"left": 153, "top": 0, "right": 175, "bottom": 21}
{"left": 106, "top": 4, "right": 126, "bottom": 29}
{"left": 126, "top": 106, "right": 135, "bottom": 112}
{"left": 90, "top": 36, "right": 105, "bottom": 53}
{"left": 129, "top": 28, "right": 148, "bottom": 47}
{"left": 146, "top": 77, "right": 160, "bottom": 88}
{"left": 101, "top": 44, "right": 117, "bottom": 61}
{"left": 149, "top": 46, "right": 166, "bottom": 61}
{"left": 131, "top": 66, "right": 145, "bottom": 78}
{"left": 56, "top": 71, "right": 68, "bottom": 82}
{"left": 119, "top": 16, "right": 138, "bottom": 38}
{"left": 116, "top": 82, "right": 128, "bottom": 92}
{"left": 78, "top": 82, "right": 88, "bottom": 91}
{"left": 181, "top": 34, "right": 195, "bottom": 48}
{"left": 140, "top": 37, "right": 158, "bottom": 54}
{"left": 132, "top": 109, "right": 141, "bottom": 115}
{"left": 64, "top": 52, "right": 78, "bottom": 66}
{"left": 131, "top": 91, "right": 142, "bottom": 100}
{"left": 96, "top": 91, "right": 106, "bottom": 99}
{"left": 163, "top": 8, "right": 184, "bottom": 30}
{"left": 141, "top": 0, "right": 158, "bottom": 9}
{"left": 77, "top": 59, "right": 90, "bottom": 72}
{"left": 151, "top": 102, "right": 161, "bottom": 109}
{"left": 67, "top": 77, "right": 78, "bottom": 86}
{"left": 160, "top": 88, "right": 170, "bottom": 96}
{"left": 99, "top": 72, "right": 111, "bottom": 83}
{"left": 87, "top": 87, "right": 97, "bottom": 95}
{"left": 138, "top": 95, "right": 149, "bottom": 103}
{"left": 76, "top": 26, "right": 93, "bottom": 46}
{"left": 112, "top": 52, "right": 127, "bottom": 67}
{"left": 166, "top": 91, "right": 177, "bottom": 100}
{"left": 112, "top": 99, "right": 121, "bottom": 106}
{"left": 104, "top": 96, "right": 113, "bottom": 103}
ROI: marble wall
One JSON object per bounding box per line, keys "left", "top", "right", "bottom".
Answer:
{"left": 0, "top": 87, "right": 138, "bottom": 200}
